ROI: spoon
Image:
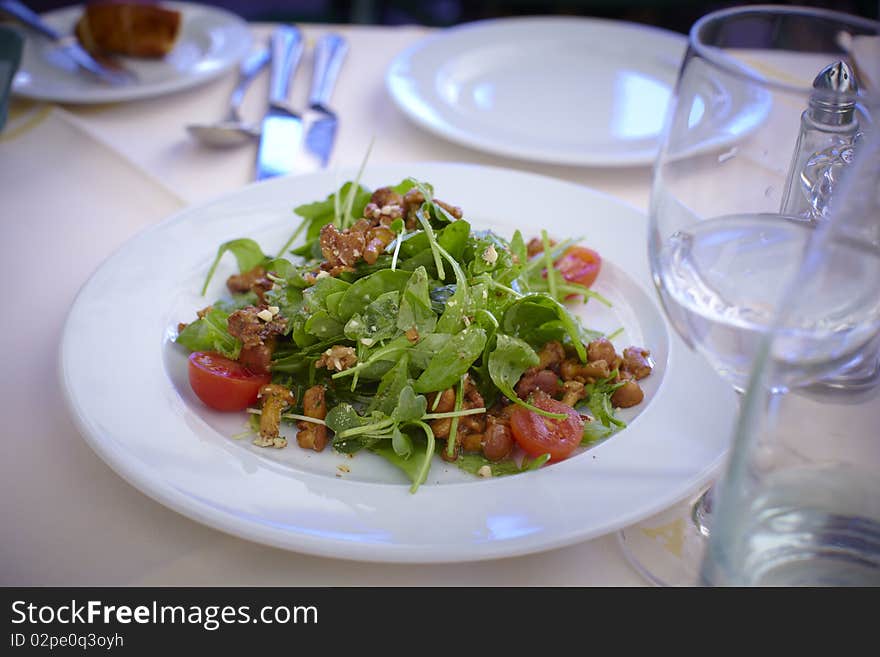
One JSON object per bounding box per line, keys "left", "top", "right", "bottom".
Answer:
{"left": 187, "top": 44, "right": 270, "bottom": 147}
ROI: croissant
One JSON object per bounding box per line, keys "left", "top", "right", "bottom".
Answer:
{"left": 75, "top": 2, "right": 182, "bottom": 59}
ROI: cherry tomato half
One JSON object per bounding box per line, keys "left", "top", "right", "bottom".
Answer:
{"left": 187, "top": 351, "right": 271, "bottom": 412}
{"left": 509, "top": 392, "right": 584, "bottom": 462}
{"left": 554, "top": 245, "right": 601, "bottom": 289}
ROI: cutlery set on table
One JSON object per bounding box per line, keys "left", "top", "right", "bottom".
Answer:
{"left": 188, "top": 26, "right": 348, "bottom": 180}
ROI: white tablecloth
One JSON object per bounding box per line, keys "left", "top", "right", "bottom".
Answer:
{"left": 1, "top": 22, "right": 666, "bottom": 586}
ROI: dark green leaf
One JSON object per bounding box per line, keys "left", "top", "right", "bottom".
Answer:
{"left": 175, "top": 307, "right": 241, "bottom": 359}
{"left": 397, "top": 266, "right": 437, "bottom": 336}
{"left": 413, "top": 326, "right": 487, "bottom": 393}
{"left": 336, "top": 269, "right": 412, "bottom": 322}
{"left": 391, "top": 426, "right": 412, "bottom": 458}
{"left": 392, "top": 385, "right": 428, "bottom": 423}
{"left": 201, "top": 238, "right": 267, "bottom": 295}
{"left": 367, "top": 355, "right": 411, "bottom": 415}
{"left": 344, "top": 290, "right": 400, "bottom": 346}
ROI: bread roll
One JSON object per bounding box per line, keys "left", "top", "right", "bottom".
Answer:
{"left": 75, "top": 2, "right": 182, "bottom": 59}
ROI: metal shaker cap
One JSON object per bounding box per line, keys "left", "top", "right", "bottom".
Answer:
{"left": 808, "top": 61, "right": 859, "bottom": 126}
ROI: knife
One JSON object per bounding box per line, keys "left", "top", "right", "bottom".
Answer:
{"left": 304, "top": 34, "right": 348, "bottom": 168}
{"left": 0, "top": 0, "right": 136, "bottom": 86}
{"left": 255, "top": 25, "right": 305, "bottom": 181}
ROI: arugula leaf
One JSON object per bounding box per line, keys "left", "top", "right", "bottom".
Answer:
{"left": 582, "top": 419, "right": 618, "bottom": 445}
{"left": 201, "top": 238, "right": 267, "bottom": 295}
{"left": 413, "top": 326, "right": 487, "bottom": 393}
{"left": 510, "top": 230, "right": 527, "bottom": 266}
{"left": 176, "top": 307, "right": 242, "bottom": 359}
{"left": 586, "top": 379, "right": 627, "bottom": 429}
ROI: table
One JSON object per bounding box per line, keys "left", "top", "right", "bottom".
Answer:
{"left": 1, "top": 22, "right": 660, "bottom": 586}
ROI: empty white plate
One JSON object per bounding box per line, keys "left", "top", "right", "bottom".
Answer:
{"left": 387, "top": 17, "right": 769, "bottom": 167}
{"left": 386, "top": 17, "right": 686, "bottom": 166}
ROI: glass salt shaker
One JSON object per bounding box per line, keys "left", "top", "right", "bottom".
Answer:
{"left": 780, "top": 61, "right": 862, "bottom": 222}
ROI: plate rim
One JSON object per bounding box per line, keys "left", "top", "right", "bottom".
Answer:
{"left": 11, "top": 1, "right": 252, "bottom": 104}
{"left": 385, "top": 15, "right": 688, "bottom": 167}
{"left": 59, "top": 161, "right": 735, "bottom": 563}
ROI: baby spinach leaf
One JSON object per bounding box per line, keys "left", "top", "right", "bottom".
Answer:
{"left": 304, "top": 276, "right": 351, "bottom": 311}
{"left": 336, "top": 269, "right": 412, "bottom": 322}
{"left": 368, "top": 430, "right": 432, "bottom": 490}
{"left": 304, "top": 311, "right": 345, "bottom": 341}
{"left": 397, "top": 266, "right": 436, "bottom": 336}
{"left": 175, "top": 307, "right": 242, "bottom": 359}
{"left": 437, "top": 219, "right": 470, "bottom": 262}
{"left": 502, "top": 294, "right": 587, "bottom": 362}
{"left": 344, "top": 290, "right": 400, "bottom": 346}
{"left": 465, "top": 230, "right": 513, "bottom": 277}
{"left": 324, "top": 290, "right": 346, "bottom": 319}
{"left": 413, "top": 326, "right": 487, "bottom": 393}
{"left": 487, "top": 333, "right": 539, "bottom": 395}
{"left": 367, "top": 355, "right": 411, "bottom": 415}
{"left": 324, "top": 402, "right": 367, "bottom": 435}
{"left": 408, "top": 333, "right": 452, "bottom": 371}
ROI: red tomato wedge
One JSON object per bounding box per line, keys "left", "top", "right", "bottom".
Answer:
{"left": 187, "top": 351, "right": 270, "bottom": 411}
{"left": 554, "top": 245, "right": 601, "bottom": 289}
{"left": 509, "top": 392, "right": 584, "bottom": 462}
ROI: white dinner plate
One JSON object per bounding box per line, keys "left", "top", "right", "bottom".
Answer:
{"left": 11, "top": 2, "right": 251, "bottom": 104}
{"left": 386, "top": 17, "right": 770, "bottom": 166}
{"left": 60, "top": 163, "right": 736, "bottom": 562}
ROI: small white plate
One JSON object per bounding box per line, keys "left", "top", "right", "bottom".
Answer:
{"left": 386, "top": 17, "right": 769, "bottom": 167}
{"left": 11, "top": 2, "right": 251, "bottom": 104}
{"left": 60, "top": 163, "right": 736, "bottom": 562}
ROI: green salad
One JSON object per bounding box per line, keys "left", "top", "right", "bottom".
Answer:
{"left": 176, "top": 177, "right": 653, "bottom": 492}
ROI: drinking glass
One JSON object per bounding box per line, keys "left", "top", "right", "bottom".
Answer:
{"left": 701, "top": 130, "right": 880, "bottom": 586}
{"left": 618, "top": 5, "right": 880, "bottom": 586}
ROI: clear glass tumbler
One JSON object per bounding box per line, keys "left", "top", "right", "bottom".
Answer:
{"left": 700, "top": 130, "right": 880, "bottom": 586}
{"left": 619, "top": 5, "right": 880, "bottom": 586}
